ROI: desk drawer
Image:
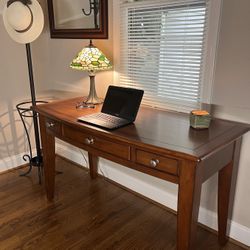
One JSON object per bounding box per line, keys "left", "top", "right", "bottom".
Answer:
{"left": 135, "top": 149, "right": 179, "bottom": 175}
{"left": 45, "top": 118, "right": 62, "bottom": 136}
{"left": 63, "top": 125, "right": 130, "bottom": 160}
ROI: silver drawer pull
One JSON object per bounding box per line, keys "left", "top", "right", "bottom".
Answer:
{"left": 85, "top": 137, "right": 94, "bottom": 145}
{"left": 46, "top": 121, "right": 55, "bottom": 128}
{"left": 150, "top": 159, "right": 159, "bottom": 168}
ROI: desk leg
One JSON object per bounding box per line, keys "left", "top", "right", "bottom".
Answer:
{"left": 177, "top": 160, "right": 202, "bottom": 250}
{"left": 218, "top": 138, "right": 242, "bottom": 245}
{"left": 88, "top": 153, "right": 98, "bottom": 179}
{"left": 39, "top": 115, "right": 55, "bottom": 201}
{"left": 218, "top": 161, "right": 233, "bottom": 245}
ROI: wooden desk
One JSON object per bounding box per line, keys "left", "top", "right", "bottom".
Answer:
{"left": 34, "top": 97, "right": 249, "bottom": 250}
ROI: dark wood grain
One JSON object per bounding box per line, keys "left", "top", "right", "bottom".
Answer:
{"left": 34, "top": 97, "right": 249, "bottom": 250}
{"left": 39, "top": 115, "right": 56, "bottom": 201}
{"left": 0, "top": 157, "right": 247, "bottom": 250}
{"left": 177, "top": 160, "right": 202, "bottom": 250}
{"left": 135, "top": 148, "right": 179, "bottom": 175}
{"left": 63, "top": 124, "right": 130, "bottom": 160}
{"left": 218, "top": 160, "right": 233, "bottom": 245}
{"left": 88, "top": 152, "right": 98, "bottom": 179}
{"left": 34, "top": 97, "right": 249, "bottom": 160}
{"left": 218, "top": 138, "right": 242, "bottom": 246}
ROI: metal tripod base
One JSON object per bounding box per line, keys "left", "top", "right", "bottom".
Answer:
{"left": 20, "top": 155, "right": 43, "bottom": 184}
{"left": 16, "top": 101, "right": 47, "bottom": 184}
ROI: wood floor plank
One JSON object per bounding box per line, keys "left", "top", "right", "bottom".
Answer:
{"left": 0, "top": 156, "right": 247, "bottom": 250}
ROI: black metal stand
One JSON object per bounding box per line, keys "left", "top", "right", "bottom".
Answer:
{"left": 16, "top": 101, "right": 47, "bottom": 183}
{"left": 16, "top": 43, "right": 44, "bottom": 184}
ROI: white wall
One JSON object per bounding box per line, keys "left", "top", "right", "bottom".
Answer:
{"left": 212, "top": 0, "right": 250, "bottom": 111}
{"left": 211, "top": 0, "right": 250, "bottom": 229}
{"left": 42, "top": 0, "right": 114, "bottom": 98}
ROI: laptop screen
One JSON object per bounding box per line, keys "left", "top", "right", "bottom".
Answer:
{"left": 101, "top": 86, "right": 144, "bottom": 121}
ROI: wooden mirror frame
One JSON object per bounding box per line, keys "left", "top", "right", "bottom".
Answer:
{"left": 47, "top": 0, "right": 108, "bottom": 39}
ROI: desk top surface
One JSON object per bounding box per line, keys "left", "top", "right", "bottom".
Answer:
{"left": 35, "top": 97, "right": 249, "bottom": 161}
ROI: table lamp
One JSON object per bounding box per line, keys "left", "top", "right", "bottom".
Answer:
{"left": 70, "top": 40, "right": 112, "bottom": 108}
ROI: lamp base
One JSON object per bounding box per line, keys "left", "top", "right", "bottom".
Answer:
{"left": 85, "top": 95, "right": 103, "bottom": 105}
{"left": 76, "top": 102, "right": 96, "bottom": 109}
{"left": 76, "top": 73, "right": 103, "bottom": 109}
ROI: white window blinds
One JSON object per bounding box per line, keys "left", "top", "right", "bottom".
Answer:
{"left": 119, "top": 0, "right": 209, "bottom": 112}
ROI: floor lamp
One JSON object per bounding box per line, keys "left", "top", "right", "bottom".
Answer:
{"left": 3, "top": 0, "right": 45, "bottom": 183}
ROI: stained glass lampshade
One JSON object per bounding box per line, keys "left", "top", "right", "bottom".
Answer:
{"left": 70, "top": 40, "right": 112, "bottom": 107}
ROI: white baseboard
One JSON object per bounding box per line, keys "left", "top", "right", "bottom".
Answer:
{"left": 198, "top": 207, "right": 250, "bottom": 246}
{"left": 56, "top": 143, "right": 250, "bottom": 247}
{"left": 0, "top": 152, "right": 28, "bottom": 173}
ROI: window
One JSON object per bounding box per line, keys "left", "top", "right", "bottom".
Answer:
{"left": 118, "top": 0, "right": 221, "bottom": 112}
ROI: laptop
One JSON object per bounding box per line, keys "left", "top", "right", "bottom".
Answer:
{"left": 78, "top": 86, "right": 144, "bottom": 130}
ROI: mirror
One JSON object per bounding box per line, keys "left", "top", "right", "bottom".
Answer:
{"left": 47, "top": 0, "right": 108, "bottom": 39}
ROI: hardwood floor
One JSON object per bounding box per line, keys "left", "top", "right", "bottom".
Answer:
{"left": 0, "top": 157, "right": 247, "bottom": 250}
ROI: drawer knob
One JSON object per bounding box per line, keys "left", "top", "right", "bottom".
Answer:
{"left": 85, "top": 137, "right": 94, "bottom": 145}
{"left": 46, "top": 121, "right": 55, "bottom": 128}
{"left": 150, "top": 159, "right": 159, "bottom": 168}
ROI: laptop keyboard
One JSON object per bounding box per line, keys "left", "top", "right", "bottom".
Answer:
{"left": 94, "top": 113, "right": 122, "bottom": 123}
{"left": 80, "top": 113, "right": 128, "bottom": 128}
